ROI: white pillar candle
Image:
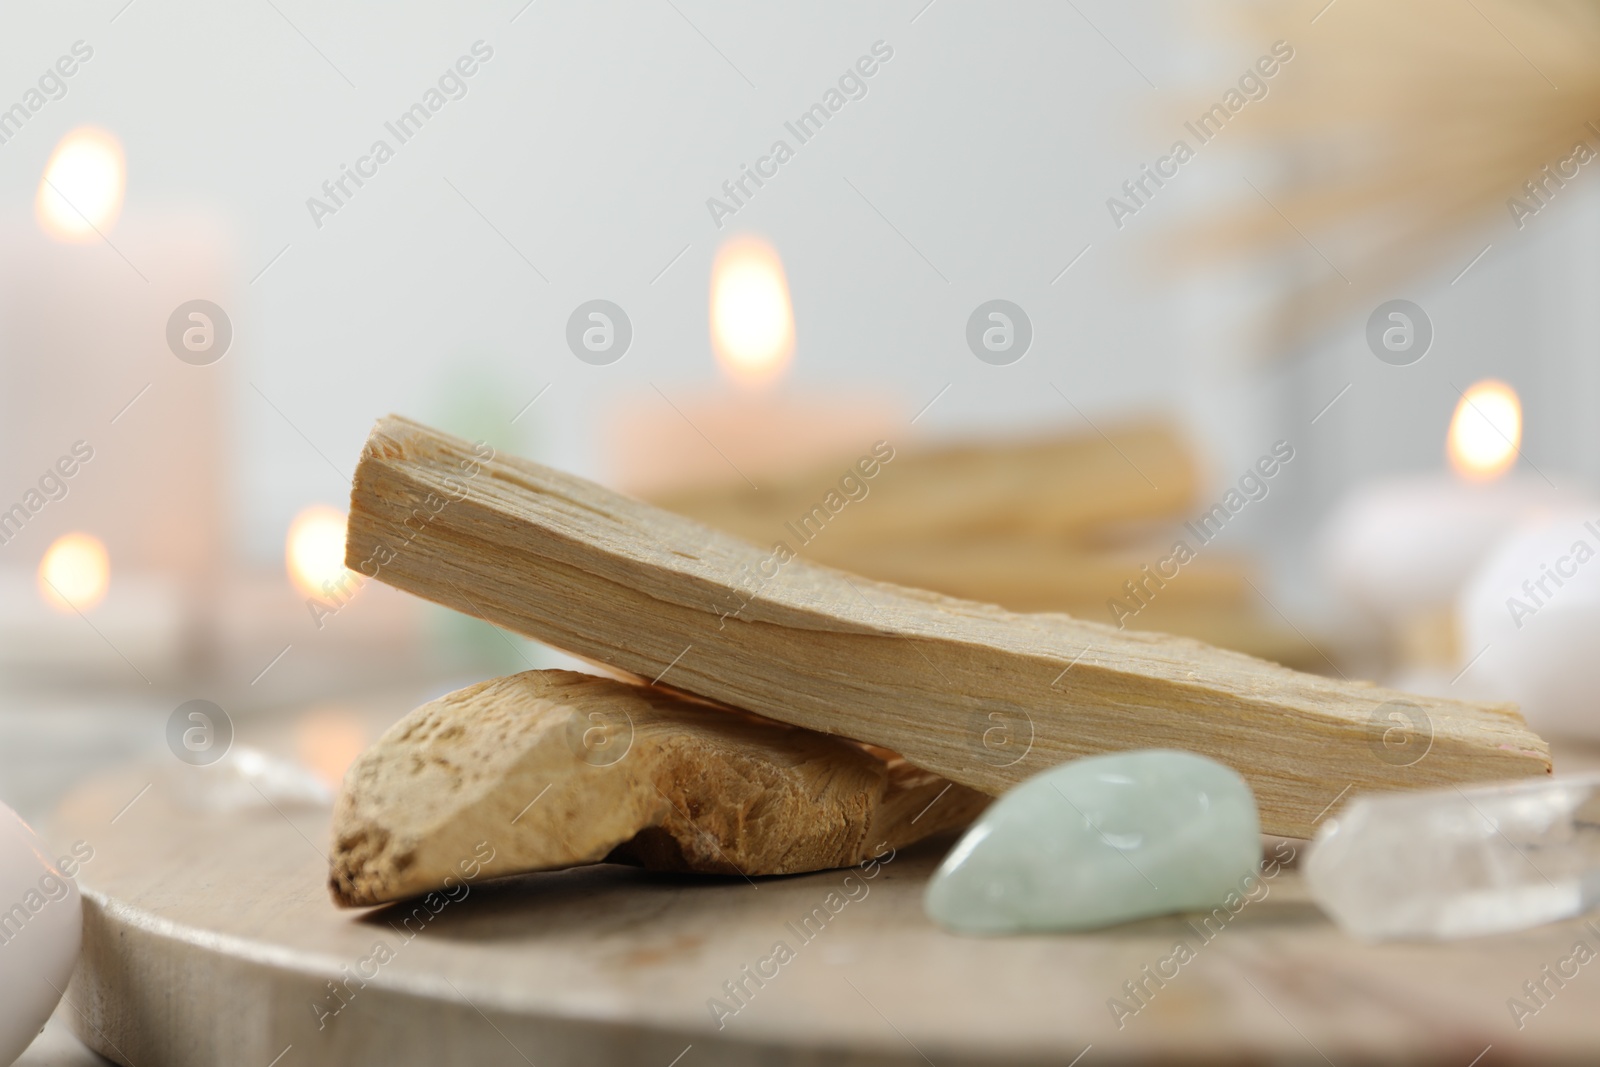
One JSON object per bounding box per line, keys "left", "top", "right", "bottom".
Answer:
{"left": 1320, "top": 379, "right": 1577, "bottom": 638}
{"left": 1320, "top": 474, "right": 1570, "bottom": 621}
{"left": 0, "top": 128, "right": 234, "bottom": 675}
{"left": 0, "top": 211, "right": 233, "bottom": 591}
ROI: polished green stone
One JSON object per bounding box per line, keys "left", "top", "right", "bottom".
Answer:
{"left": 925, "top": 750, "right": 1261, "bottom": 934}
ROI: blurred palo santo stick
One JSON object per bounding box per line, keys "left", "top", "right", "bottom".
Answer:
{"left": 646, "top": 423, "right": 1328, "bottom": 666}
{"left": 789, "top": 539, "right": 1332, "bottom": 671}
{"left": 798, "top": 537, "right": 1255, "bottom": 616}
{"left": 648, "top": 420, "right": 1199, "bottom": 552}
{"left": 346, "top": 416, "right": 1550, "bottom": 840}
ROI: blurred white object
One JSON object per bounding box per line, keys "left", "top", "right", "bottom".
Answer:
{"left": 1460, "top": 510, "right": 1600, "bottom": 739}
{"left": 0, "top": 802, "right": 82, "bottom": 1066}
{"left": 171, "top": 746, "right": 333, "bottom": 814}
{"left": 1321, "top": 475, "right": 1568, "bottom": 621}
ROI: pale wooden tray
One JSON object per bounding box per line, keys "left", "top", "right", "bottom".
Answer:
{"left": 53, "top": 752, "right": 1600, "bottom": 1066}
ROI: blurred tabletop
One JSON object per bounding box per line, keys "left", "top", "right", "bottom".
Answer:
{"left": 25, "top": 738, "right": 1600, "bottom": 1063}
{"left": 6, "top": 681, "right": 1600, "bottom": 1066}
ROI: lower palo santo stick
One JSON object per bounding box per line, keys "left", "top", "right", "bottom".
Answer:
{"left": 346, "top": 416, "right": 1551, "bottom": 840}
{"left": 330, "top": 670, "right": 986, "bottom": 907}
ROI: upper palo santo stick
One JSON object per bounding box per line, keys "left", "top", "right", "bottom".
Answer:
{"left": 345, "top": 416, "right": 1550, "bottom": 839}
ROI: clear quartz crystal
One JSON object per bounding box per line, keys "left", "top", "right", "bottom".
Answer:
{"left": 1306, "top": 772, "right": 1600, "bottom": 941}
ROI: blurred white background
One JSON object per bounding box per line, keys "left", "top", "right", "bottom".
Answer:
{"left": 0, "top": 0, "right": 1594, "bottom": 575}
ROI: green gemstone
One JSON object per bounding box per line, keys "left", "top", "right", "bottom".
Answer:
{"left": 925, "top": 750, "right": 1261, "bottom": 934}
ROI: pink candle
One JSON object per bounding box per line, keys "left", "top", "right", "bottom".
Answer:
{"left": 606, "top": 234, "right": 901, "bottom": 495}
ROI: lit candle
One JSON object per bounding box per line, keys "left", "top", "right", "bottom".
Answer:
{"left": 709, "top": 234, "right": 795, "bottom": 389}
{"left": 605, "top": 233, "right": 899, "bottom": 496}
{"left": 1320, "top": 380, "right": 1575, "bottom": 663}
{"left": 0, "top": 531, "right": 183, "bottom": 679}
{"left": 0, "top": 127, "right": 233, "bottom": 669}
{"left": 37, "top": 532, "right": 109, "bottom": 611}
{"left": 36, "top": 127, "right": 125, "bottom": 240}
{"left": 285, "top": 505, "right": 354, "bottom": 602}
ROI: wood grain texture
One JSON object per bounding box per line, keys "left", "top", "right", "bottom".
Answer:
{"left": 344, "top": 416, "right": 1551, "bottom": 839}
{"left": 329, "top": 670, "right": 988, "bottom": 907}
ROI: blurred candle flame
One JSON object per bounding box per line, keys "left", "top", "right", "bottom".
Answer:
{"left": 293, "top": 706, "right": 369, "bottom": 789}
{"left": 36, "top": 127, "right": 125, "bottom": 241}
{"left": 1448, "top": 379, "right": 1522, "bottom": 482}
{"left": 286, "top": 505, "right": 350, "bottom": 600}
{"left": 709, "top": 235, "right": 795, "bottom": 387}
{"left": 38, "top": 532, "right": 109, "bottom": 612}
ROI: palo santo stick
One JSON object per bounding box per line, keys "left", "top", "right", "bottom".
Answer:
{"left": 329, "top": 670, "right": 986, "bottom": 907}
{"left": 346, "top": 416, "right": 1551, "bottom": 839}
{"left": 648, "top": 420, "right": 1200, "bottom": 550}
